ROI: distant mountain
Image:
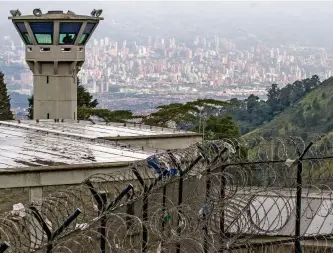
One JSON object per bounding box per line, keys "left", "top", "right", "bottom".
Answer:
{"left": 245, "top": 77, "right": 333, "bottom": 141}
{"left": 9, "top": 92, "right": 28, "bottom": 109}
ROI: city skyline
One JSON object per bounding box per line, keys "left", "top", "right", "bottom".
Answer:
{"left": 2, "top": 1, "right": 333, "bottom": 116}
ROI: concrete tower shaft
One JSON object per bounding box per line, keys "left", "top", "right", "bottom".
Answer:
{"left": 9, "top": 10, "right": 103, "bottom": 120}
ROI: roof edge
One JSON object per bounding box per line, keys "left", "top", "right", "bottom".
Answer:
{"left": 0, "top": 161, "right": 132, "bottom": 174}
{"left": 99, "top": 133, "right": 203, "bottom": 141}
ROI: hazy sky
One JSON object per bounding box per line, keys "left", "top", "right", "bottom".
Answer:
{"left": 3, "top": 1, "right": 333, "bottom": 47}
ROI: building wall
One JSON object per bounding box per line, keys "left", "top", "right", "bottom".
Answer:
{"left": 33, "top": 65, "right": 77, "bottom": 120}
{"left": 27, "top": 45, "right": 85, "bottom": 120}
{"left": 101, "top": 134, "right": 203, "bottom": 150}
{"left": 0, "top": 162, "right": 131, "bottom": 211}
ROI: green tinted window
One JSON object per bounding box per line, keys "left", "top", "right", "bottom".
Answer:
{"left": 15, "top": 22, "right": 32, "bottom": 45}
{"left": 23, "top": 33, "right": 32, "bottom": 44}
{"left": 78, "top": 23, "right": 96, "bottom": 45}
{"left": 78, "top": 34, "right": 87, "bottom": 44}
{"left": 58, "top": 22, "right": 82, "bottom": 44}
{"left": 35, "top": 34, "right": 52, "bottom": 44}
{"left": 59, "top": 33, "right": 76, "bottom": 44}
{"left": 29, "top": 22, "right": 53, "bottom": 45}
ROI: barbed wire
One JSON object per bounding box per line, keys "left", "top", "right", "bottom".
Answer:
{"left": 1, "top": 136, "right": 333, "bottom": 252}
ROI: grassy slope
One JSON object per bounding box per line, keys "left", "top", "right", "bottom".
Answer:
{"left": 245, "top": 77, "right": 333, "bottom": 141}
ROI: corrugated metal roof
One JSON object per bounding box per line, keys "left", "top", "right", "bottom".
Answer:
{"left": 0, "top": 122, "right": 154, "bottom": 169}
{"left": 0, "top": 120, "right": 191, "bottom": 139}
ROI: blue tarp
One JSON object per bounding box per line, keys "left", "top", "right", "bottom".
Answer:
{"left": 147, "top": 156, "right": 178, "bottom": 176}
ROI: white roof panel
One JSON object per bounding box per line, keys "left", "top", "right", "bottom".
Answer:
{"left": 0, "top": 123, "right": 155, "bottom": 169}
{"left": 0, "top": 120, "right": 192, "bottom": 139}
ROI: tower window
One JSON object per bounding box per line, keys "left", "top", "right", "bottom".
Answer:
{"left": 15, "top": 22, "right": 32, "bottom": 45}
{"left": 59, "top": 22, "right": 82, "bottom": 45}
{"left": 78, "top": 22, "right": 96, "bottom": 45}
{"left": 29, "top": 22, "right": 54, "bottom": 45}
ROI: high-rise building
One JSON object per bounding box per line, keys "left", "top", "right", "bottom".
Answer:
{"left": 122, "top": 40, "right": 127, "bottom": 49}
{"left": 104, "top": 37, "right": 109, "bottom": 46}
{"left": 10, "top": 9, "right": 103, "bottom": 119}
{"left": 147, "top": 36, "right": 152, "bottom": 47}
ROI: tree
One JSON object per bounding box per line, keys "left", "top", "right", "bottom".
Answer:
{"left": 195, "top": 115, "right": 240, "bottom": 140}
{"left": 77, "top": 107, "right": 135, "bottom": 122}
{"left": 246, "top": 94, "right": 260, "bottom": 113}
{"left": 266, "top": 83, "right": 282, "bottom": 114}
{"left": 289, "top": 80, "right": 304, "bottom": 104}
{"left": 77, "top": 78, "right": 98, "bottom": 108}
{"left": 0, "top": 72, "right": 13, "bottom": 120}
{"left": 143, "top": 98, "right": 241, "bottom": 140}
{"left": 143, "top": 98, "right": 234, "bottom": 130}
{"left": 27, "top": 95, "right": 33, "bottom": 119}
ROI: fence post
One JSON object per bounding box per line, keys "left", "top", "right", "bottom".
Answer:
{"left": 98, "top": 192, "right": 107, "bottom": 253}
{"left": 295, "top": 142, "right": 313, "bottom": 253}
{"left": 28, "top": 207, "right": 83, "bottom": 253}
{"left": 85, "top": 180, "right": 133, "bottom": 253}
{"left": 176, "top": 169, "right": 183, "bottom": 253}
{"left": 85, "top": 181, "right": 107, "bottom": 253}
{"left": 198, "top": 145, "right": 229, "bottom": 253}
{"left": 203, "top": 167, "right": 211, "bottom": 253}
{"left": 176, "top": 155, "right": 203, "bottom": 253}
{"left": 219, "top": 164, "right": 227, "bottom": 253}
{"left": 132, "top": 167, "right": 149, "bottom": 253}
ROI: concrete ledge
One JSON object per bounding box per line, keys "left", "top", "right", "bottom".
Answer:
{"left": 99, "top": 134, "right": 202, "bottom": 150}
{"left": 0, "top": 161, "right": 132, "bottom": 189}
{"left": 99, "top": 132, "right": 202, "bottom": 141}
{"left": 0, "top": 161, "right": 132, "bottom": 175}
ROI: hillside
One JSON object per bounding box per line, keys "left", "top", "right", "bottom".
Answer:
{"left": 245, "top": 77, "right": 333, "bottom": 141}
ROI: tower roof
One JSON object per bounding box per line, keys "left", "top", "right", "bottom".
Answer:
{"left": 8, "top": 10, "right": 103, "bottom": 21}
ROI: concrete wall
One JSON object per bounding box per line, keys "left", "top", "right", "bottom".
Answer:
{"left": 100, "top": 134, "right": 203, "bottom": 150}
{"left": 33, "top": 72, "right": 77, "bottom": 120}
{"left": 26, "top": 45, "right": 85, "bottom": 62}
{"left": 0, "top": 162, "right": 131, "bottom": 209}
{"left": 26, "top": 46, "right": 84, "bottom": 120}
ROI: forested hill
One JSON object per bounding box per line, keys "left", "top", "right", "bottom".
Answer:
{"left": 140, "top": 75, "right": 326, "bottom": 140}
{"left": 245, "top": 76, "right": 333, "bottom": 140}
{"left": 229, "top": 75, "right": 322, "bottom": 134}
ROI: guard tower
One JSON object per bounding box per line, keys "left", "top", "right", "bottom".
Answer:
{"left": 9, "top": 9, "right": 103, "bottom": 120}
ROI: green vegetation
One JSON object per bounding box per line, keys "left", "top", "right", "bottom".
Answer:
{"left": 78, "top": 107, "right": 135, "bottom": 123}
{"left": 226, "top": 75, "right": 322, "bottom": 134}
{"left": 143, "top": 99, "right": 241, "bottom": 139}
{"left": 77, "top": 79, "right": 98, "bottom": 109}
{"left": 193, "top": 115, "right": 240, "bottom": 140}
{"left": 0, "top": 72, "right": 13, "bottom": 120}
{"left": 245, "top": 76, "right": 333, "bottom": 141}
{"left": 142, "top": 75, "right": 323, "bottom": 140}
{"left": 27, "top": 95, "right": 33, "bottom": 119}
